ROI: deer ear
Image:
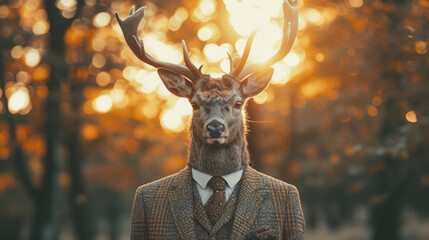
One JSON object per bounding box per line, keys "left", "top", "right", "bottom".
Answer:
{"left": 157, "top": 68, "right": 193, "bottom": 98}
{"left": 240, "top": 67, "right": 274, "bottom": 98}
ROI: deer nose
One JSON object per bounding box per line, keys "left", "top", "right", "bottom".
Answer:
{"left": 206, "top": 120, "right": 225, "bottom": 138}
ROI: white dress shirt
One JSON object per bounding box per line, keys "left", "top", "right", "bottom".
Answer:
{"left": 191, "top": 168, "right": 243, "bottom": 206}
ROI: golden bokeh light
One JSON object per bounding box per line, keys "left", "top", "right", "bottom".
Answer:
{"left": 0, "top": 5, "right": 10, "bottom": 19}
{"left": 93, "top": 94, "right": 113, "bottom": 113}
{"left": 138, "top": 71, "right": 160, "bottom": 94}
{"left": 220, "top": 59, "right": 231, "bottom": 73}
{"left": 349, "top": 0, "right": 364, "bottom": 8}
{"left": 193, "top": 0, "right": 217, "bottom": 22}
{"left": 141, "top": 34, "right": 183, "bottom": 64}
{"left": 110, "top": 88, "right": 126, "bottom": 105}
{"left": 24, "top": 48, "right": 41, "bottom": 67}
{"left": 175, "top": 7, "right": 189, "bottom": 21}
{"left": 93, "top": 12, "right": 111, "bottom": 28}
{"left": 300, "top": 80, "right": 328, "bottom": 98}
{"left": 122, "top": 66, "right": 137, "bottom": 81}
{"left": 8, "top": 88, "right": 31, "bottom": 114}
{"left": 203, "top": 43, "right": 225, "bottom": 62}
{"left": 250, "top": 22, "right": 282, "bottom": 63}
{"left": 36, "top": 85, "right": 49, "bottom": 98}
{"left": 253, "top": 90, "right": 269, "bottom": 104}
{"left": 199, "top": 0, "right": 216, "bottom": 16}
{"left": 96, "top": 72, "right": 111, "bottom": 87}
{"left": 81, "top": 124, "right": 99, "bottom": 140}
{"left": 415, "top": 41, "right": 428, "bottom": 55}
{"left": 32, "top": 21, "right": 49, "bottom": 35}
{"left": 406, "top": 111, "right": 417, "bottom": 123}
{"left": 198, "top": 26, "right": 214, "bottom": 41}
{"left": 157, "top": 83, "right": 172, "bottom": 99}
{"left": 315, "top": 53, "right": 325, "bottom": 62}
{"left": 33, "top": 66, "right": 49, "bottom": 81}
{"left": 92, "top": 37, "right": 107, "bottom": 52}
{"left": 11, "top": 45, "right": 24, "bottom": 59}
{"left": 226, "top": 0, "right": 271, "bottom": 36}
{"left": 56, "top": 0, "right": 77, "bottom": 10}
{"left": 161, "top": 109, "right": 185, "bottom": 132}
{"left": 271, "top": 62, "right": 291, "bottom": 85}
{"left": 304, "top": 8, "right": 324, "bottom": 25}
{"left": 283, "top": 52, "right": 300, "bottom": 67}
{"left": 56, "top": 0, "right": 77, "bottom": 18}
{"left": 92, "top": 53, "right": 106, "bottom": 68}
{"left": 16, "top": 71, "right": 30, "bottom": 83}
{"left": 173, "top": 98, "right": 192, "bottom": 116}
{"left": 142, "top": 103, "right": 159, "bottom": 119}
{"left": 372, "top": 96, "right": 382, "bottom": 106}
{"left": 169, "top": 15, "right": 183, "bottom": 31}
{"left": 234, "top": 38, "right": 246, "bottom": 55}
{"left": 367, "top": 105, "right": 378, "bottom": 117}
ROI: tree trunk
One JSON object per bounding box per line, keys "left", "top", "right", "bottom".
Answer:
{"left": 67, "top": 79, "right": 93, "bottom": 240}
{"left": 30, "top": 54, "right": 63, "bottom": 240}
{"left": 29, "top": 1, "right": 72, "bottom": 239}
{"left": 371, "top": 167, "right": 403, "bottom": 240}
{"left": 371, "top": 1, "right": 406, "bottom": 239}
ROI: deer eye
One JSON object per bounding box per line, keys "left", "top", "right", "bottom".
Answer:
{"left": 234, "top": 101, "right": 242, "bottom": 109}
{"left": 191, "top": 102, "right": 199, "bottom": 110}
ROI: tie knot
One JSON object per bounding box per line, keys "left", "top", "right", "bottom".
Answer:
{"left": 208, "top": 176, "right": 227, "bottom": 191}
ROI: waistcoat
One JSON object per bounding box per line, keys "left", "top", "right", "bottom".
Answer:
{"left": 192, "top": 180, "right": 241, "bottom": 240}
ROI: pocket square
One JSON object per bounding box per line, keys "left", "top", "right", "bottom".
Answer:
{"left": 246, "top": 226, "right": 275, "bottom": 240}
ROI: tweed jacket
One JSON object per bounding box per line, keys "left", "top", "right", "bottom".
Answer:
{"left": 130, "top": 167, "right": 305, "bottom": 240}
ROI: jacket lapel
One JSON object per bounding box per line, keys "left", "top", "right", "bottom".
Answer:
{"left": 230, "top": 167, "right": 264, "bottom": 240}
{"left": 168, "top": 167, "right": 197, "bottom": 239}
{"left": 193, "top": 187, "right": 213, "bottom": 232}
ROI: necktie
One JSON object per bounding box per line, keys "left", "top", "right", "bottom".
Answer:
{"left": 205, "top": 176, "right": 227, "bottom": 224}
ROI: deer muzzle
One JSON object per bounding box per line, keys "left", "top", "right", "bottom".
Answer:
{"left": 204, "top": 119, "right": 228, "bottom": 145}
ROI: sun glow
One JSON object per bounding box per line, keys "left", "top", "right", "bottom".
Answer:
{"left": 111, "top": 0, "right": 305, "bottom": 132}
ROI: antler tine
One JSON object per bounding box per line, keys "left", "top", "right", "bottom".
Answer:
{"left": 229, "top": 30, "right": 256, "bottom": 77}
{"left": 227, "top": 52, "right": 234, "bottom": 72}
{"left": 115, "top": 6, "right": 200, "bottom": 81}
{"left": 237, "top": 0, "right": 299, "bottom": 79}
{"left": 182, "top": 40, "right": 203, "bottom": 78}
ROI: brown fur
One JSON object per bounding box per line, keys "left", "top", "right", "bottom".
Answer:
{"left": 187, "top": 75, "right": 250, "bottom": 176}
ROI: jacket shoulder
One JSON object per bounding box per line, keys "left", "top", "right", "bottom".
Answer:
{"left": 135, "top": 168, "right": 189, "bottom": 198}
{"left": 255, "top": 170, "right": 299, "bottom": 193}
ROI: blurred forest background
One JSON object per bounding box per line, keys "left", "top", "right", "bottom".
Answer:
{"left": 0, "top": 0, "right": 428, "bottom": 239}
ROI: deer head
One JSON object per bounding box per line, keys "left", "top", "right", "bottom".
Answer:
{"left": 115, "top": 0, "right": 298, "bottom": 175}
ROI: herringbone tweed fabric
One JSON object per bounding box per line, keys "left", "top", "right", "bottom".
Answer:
{"left": 130, "top": 167, "right": 305, "bottom": 240}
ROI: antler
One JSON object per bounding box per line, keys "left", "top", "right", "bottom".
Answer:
{"left": 229, "top": 31, "right": 256, "bottom": 77}
{"left": 115, "top": 6, "right": 202, "bottom": 81}
{"left": 229, "top": 0, "right": 299, "bottom": 79}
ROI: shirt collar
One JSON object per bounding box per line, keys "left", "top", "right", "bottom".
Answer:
{"left": 191, "top": 168, "right": 243, "bottom": 189}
